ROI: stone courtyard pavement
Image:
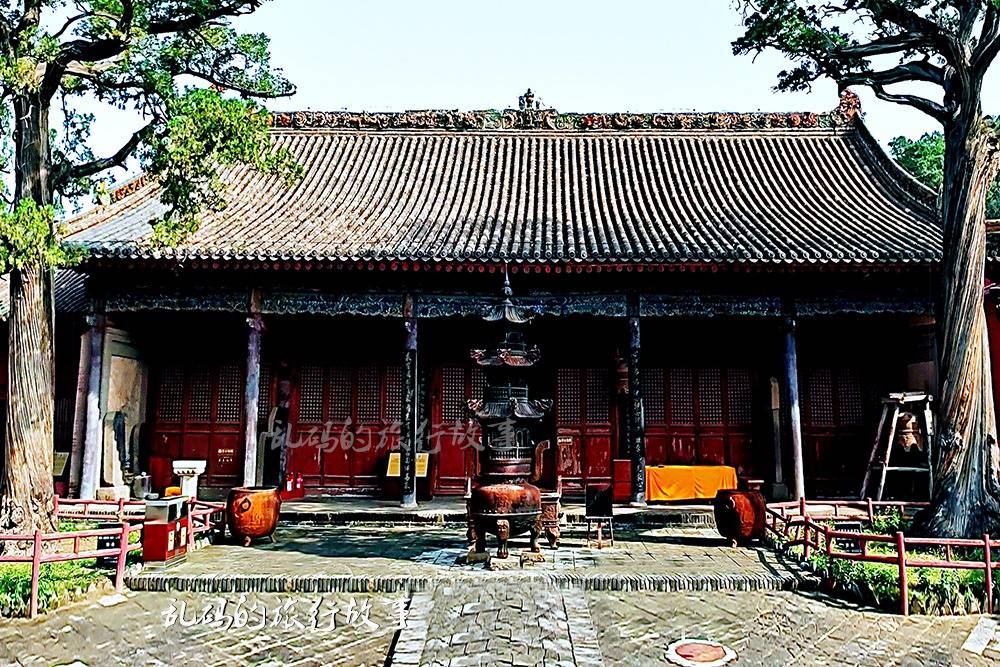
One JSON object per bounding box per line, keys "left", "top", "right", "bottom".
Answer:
{"left": 126, "top": 525, "right": 815, "bottom": 593}
{"left": 2, "top": 525, "right": 997, "bottom": 666}
{"left": 0, "top": 586, "right": 995, "bottom": 666}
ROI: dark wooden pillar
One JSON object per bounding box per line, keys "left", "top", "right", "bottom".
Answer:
{"left": 243, "top": 290, "right": 264, "bottom": 487}
{"left": 628, "top": 313, "right": 647, "bottom": 506}
{"left": 400, "top": 295, "right": 419, "bottom": 509}
{"left": 784, "top": 317, "right": 806, "bottom": 499}
{"left": 79, "top": 313, "right": 106, "bottom": 500}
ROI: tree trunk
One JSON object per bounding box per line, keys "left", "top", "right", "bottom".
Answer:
{"left": 0, "top": 93, "right": 57, "bottom": 538}
{"left": 916, "top": 120, "right": 1000, "bottom": 537}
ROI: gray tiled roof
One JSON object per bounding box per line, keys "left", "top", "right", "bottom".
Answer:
{"left": 65, "top": 108, "right": 941, "bottom": 266}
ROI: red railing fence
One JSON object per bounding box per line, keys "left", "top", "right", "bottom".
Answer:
{"left": 0, "top": 522, "right": 142, "bottom": 618}
{"left": 766, "top": 499, "right": 998, "bottom": 616}
{"left": 2, "top": 496, "right": 225, "bottom": 619}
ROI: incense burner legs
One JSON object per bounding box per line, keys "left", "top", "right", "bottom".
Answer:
{"left": 468, "top": 482, "right": 542, "bottom": 559}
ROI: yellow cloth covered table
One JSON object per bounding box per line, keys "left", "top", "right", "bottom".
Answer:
{"left": 645, "top": 465, "right": 738, "bottom": 502}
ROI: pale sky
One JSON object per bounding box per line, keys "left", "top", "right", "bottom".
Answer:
{"left": 84, "top": 0, "right": 1000, "bottom": 182}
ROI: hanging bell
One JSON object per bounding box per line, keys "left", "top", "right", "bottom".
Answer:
{"left": 894, "top": 411, "right": 924, "bottom": 452}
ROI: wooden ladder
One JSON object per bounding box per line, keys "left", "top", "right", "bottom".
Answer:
{"left": 859, "top": 392, "right": 934, "bottom": 501}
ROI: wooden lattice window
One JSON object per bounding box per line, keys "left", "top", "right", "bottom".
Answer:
{"left": 556, "top": 368, "right": 581, "bottom": 424}
{"left": 836, "top": 369, "right": 864, "bottom": 426}
{"left": 327, "top": 367, "right": 352, "bottom": 422}
{"left": 669, "top": 368, "right": 695, "bottom": 425}
{"left": 698, "top": 369, "right": 724, "bottom": 425}
{"left": 257, "top": 365, "right": 272, "bottom": 422}
{"left": 298, "top": 366, "right": 325, "bottom": 423}
{"left": 357, "top": 366, "right": 381, "bottom": 422}
{"left": 642, "top": 369, "right": 666, "bottom": 423}
{"left": 585, "top": 369, "right": 610, "bottom": 423}
{"left": 805, "top": 369, "right": 835, "bottom": 428}
{"left": 441, "top": 367, "right": 466, "bottom": 423}
{"left": 187, "top": 368, "right": 212, "bottom": 422}
{"left": 384, "top": 365, "right": 402, "bottom": 423}
{"left": 726, "top": 368, "right": 753, "bottom": 425}
{"left": 216, "top": 364, "right": 243, "bottom": 423}
{"left": 158, "top": 367, "right": 184, "bottom": 422}
{"left": 471, "top": 368, "right": 486, "bottom": 404}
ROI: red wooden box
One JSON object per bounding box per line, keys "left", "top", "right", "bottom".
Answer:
{"left": 612, "top": 459, "right": 632, "bottom": 503}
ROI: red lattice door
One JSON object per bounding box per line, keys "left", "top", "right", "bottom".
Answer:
{"left": 149, "top": 362, "right": 244, "bottom": 490}
{"left": 802, "top": 368, "right": 867, "bottom": 494}
{"left": 288, "top": 364, "right": 401, "bottom": 493}
{"left": 643, "top": 367, "right": 756, "bottom": 475}
{"left": 556, "top": 368, "right": 613, "bottom": 493}
{"left": 430, "top": 366, "right": 484, "bottom": 495}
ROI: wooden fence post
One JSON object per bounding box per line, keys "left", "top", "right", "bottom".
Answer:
{"left": 867, "top": 498, "right": 874, "bottom": 524}
{"left": 985, "top": 534, "right": 993, "bottom": 615}
{"left": 803, "top": 520, "right": 812, "bottom": 560}
{"left": 896, "top": 531, "right": 909, "bottom": 616}
{"left": 29, "top": 529, "right": 42, "bottom": 619}
{"left": 115, "top": 522, "right": 129, "bottom": 592}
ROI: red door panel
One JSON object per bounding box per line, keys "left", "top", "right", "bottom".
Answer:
{"left": 556, "top": 368, "right": 612, "bottom": 493}
{"left": 432, "top": 366, "right": 482, "bottom": 495}
{"left": 643, "top": 367, "right": 757, "bottom": 475}
{"left": 149, "top": 361, "right": 247, "bottom": 490}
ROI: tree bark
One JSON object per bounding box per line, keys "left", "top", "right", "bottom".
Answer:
{"left": 0, "top": 93, "right": 57, "bottom": 538}
{"left": 916, "top": 119, "right": 1000, "bottom": 537}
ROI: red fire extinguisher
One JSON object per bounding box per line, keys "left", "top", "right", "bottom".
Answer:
{"left": 295, "top": 472, "right": 304, "bottom": 497}
{"left": 285, "top": 472, "right": 294, "bottom": 493}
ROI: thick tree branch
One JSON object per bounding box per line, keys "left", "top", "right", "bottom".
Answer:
{"left": 841, "top": 60, "right": 946, "bottom": 87}
{"left": 861, "top": 0, "right": 961, "bottom": 63}
{"left": 972, "top": 5, "right": 1000, "bottom": 75}
{"left": 835, "top": 32, "right": 938, "bottom": 59}
{"left": 870, "top": 83, "right": 949, "bottom": 122}
{"left": 145, "top": 1, "right": 261, "bottom": 35}
{"left": 179, "top": 68, "right": 296, "bottom": 98}
{"left": 56, "top": 122, "right": 152, "bottom": 185}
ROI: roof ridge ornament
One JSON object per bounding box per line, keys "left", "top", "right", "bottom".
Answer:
{"left": 836, "top": 88, "right": 862, "bottom": 124}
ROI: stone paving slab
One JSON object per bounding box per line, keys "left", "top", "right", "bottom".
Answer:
{"left": 3, "top": 584, "right": 995, "bottom": 666}
{"left": 126, "top": 525, "right": 817, "bottom": 594}
{"left": 590, "top": 589, "right": 994, "bottom": 667}
{"left": 0, "top": 591, "right": 397, "bottom": 667}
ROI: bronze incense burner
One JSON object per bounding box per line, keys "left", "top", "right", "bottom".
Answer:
{"left": 466, "top": 278, "right": 553, "bottom": 559}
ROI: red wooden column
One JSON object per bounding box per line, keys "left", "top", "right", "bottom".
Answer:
{"left": 242, "top": 289, "right": 264, "bottom": 487}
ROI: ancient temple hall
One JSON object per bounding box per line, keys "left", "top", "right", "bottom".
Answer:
{"left": 26, "top": 92, "right": 943, "bottom": 505}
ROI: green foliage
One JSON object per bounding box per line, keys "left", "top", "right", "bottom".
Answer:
{"left": 872, "top": 507, "right": 908, "bottom": 535}
{"left": 0, "top": 199, "right": 85, "bottom": 272}
{"left": 890, "top": 131, "right": 1000, "bottom": 219}
{"left": 0, "top": 0, "right": 300, "bottom": 259}
{"left": 0, "top": 561, "right": 104, "bottom": 617}
{"left": 801, "top": 510, "right": 993, "bottom": 614}
{"left": 145, "top": 88, "right": 301, "bottom": 246}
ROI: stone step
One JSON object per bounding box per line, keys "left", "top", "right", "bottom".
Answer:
{"left": 126, "top": 569, "right": 819, "bottom": 595}
{"left": 278, "top": 500, "right": 717, "bottom": 528}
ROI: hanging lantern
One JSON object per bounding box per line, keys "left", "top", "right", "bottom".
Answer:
{"left": 894, "top": 412, "right": 924, "bottom": 452}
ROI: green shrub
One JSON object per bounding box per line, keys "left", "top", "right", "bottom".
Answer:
{"left": 0, "top": 560, "right": 106, "bottom": 617}
{"left": 802, "top": 510, "right": 992, "bottom": 615}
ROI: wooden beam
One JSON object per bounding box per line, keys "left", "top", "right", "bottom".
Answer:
{"left": 79, "top": 314, "right": 106, "bottom": 500}
{"left": 785, "top": 318, "right": 806, "bottom": 499}
{"left": 243, "top": 289, "right": 263, "bottom": 487}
